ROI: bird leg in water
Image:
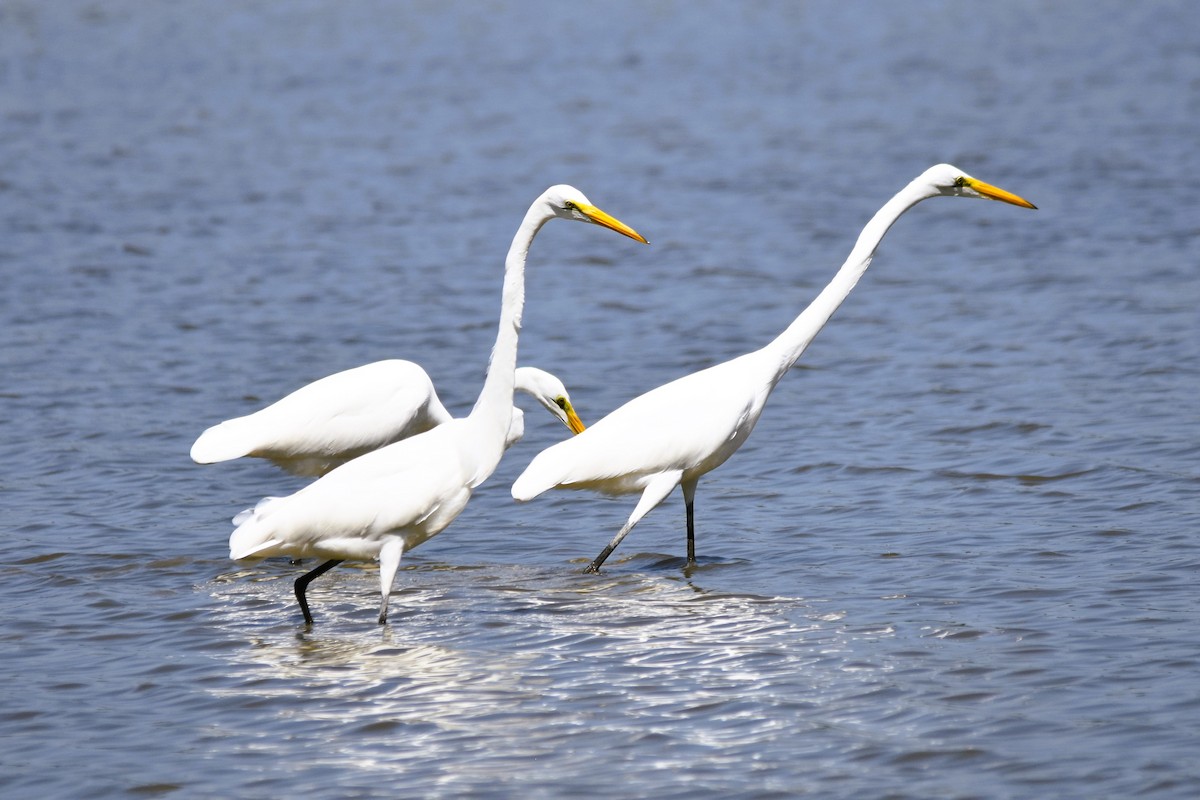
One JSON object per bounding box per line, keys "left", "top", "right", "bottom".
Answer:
{"left": 584, "top": 537, "right": 622, "bottom": 574}
{"left": 376, "top": 538, "right": 405, "bottom": 624}
{"left": 585, "top": 470, "right": 683, "bottom": 573}
{"left": 685, "top": 503, "right": 696, "bottom": 565}
{"left": 294, "top": 559, "right": 343, "bottom": 625}
{"left": 682, "top": 478, "right": 698, "bottom": 566}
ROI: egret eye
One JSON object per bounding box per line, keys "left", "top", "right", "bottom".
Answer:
{"left": 563, "top": 201, "right": 576, "bottom": 210}
{"left": 556, "top": 397, "right": 568, "bottom": 409}
{"left": 954, "top": 176, "right": 967, "bottom": 188}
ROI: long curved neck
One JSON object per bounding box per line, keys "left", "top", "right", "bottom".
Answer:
{"left": 759, "top": 178, "right": 933, "bottom": 382}
{"left": 468, "top": 201, "right": 551, "bottom": 448}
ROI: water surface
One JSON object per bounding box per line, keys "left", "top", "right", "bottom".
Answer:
{"left": 2, "top": 2, "right": 1198, "bottom": 797}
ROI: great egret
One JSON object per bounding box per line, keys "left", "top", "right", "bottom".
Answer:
{"left": 227, "top": 186, "right": 646, "bottom": 624}
{"left": 512, "top": 164, "right": 1036, "bottom": 573}
{"left": 191, "top": 362, "right": 586, "bottom": 477}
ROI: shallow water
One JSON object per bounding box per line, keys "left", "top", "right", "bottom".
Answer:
{"left": 2, "top": 1, "right": 1198, "bottom": 797}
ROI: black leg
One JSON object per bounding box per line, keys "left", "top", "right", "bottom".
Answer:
{"left": 585, "top": 474, "right": 685, "bottom": 574}
{"left": 584, "top": 542, "right": 618, "bottom": 574}
{"left": 681, "top": 479, "right": 698, "bottom": 567}
{"left": 685, "top": 496, "right": 696, "bottom": 566}
{"left": 294, "top": 559, "right": 343, "bottom": 625}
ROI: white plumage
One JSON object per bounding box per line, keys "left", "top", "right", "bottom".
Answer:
{"left": 192, "top": 362, "right": 585, "bottom": 477}
{"left": 513, "top": 164, "right": 1036, "bottom": 572}
{"left": 227, "top": 185, "right": 647, "bottom": 624}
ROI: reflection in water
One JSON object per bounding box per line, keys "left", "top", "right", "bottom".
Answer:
{"left": 205, "top": 561, "right": 862, "bottom": 782}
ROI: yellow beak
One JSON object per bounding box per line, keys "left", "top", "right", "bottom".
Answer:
{"left": 563, "top": 401, "right": 586, "bottom": 435}
{"left": 964, "top": 177, "right": 1038, "bottom": 209}
{"left": 576, "top": 202, "right": 650, "bottom": 244}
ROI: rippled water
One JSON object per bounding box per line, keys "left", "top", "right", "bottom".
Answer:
{"left": 2, "top": 1, "right": 1198, "bottom": 797}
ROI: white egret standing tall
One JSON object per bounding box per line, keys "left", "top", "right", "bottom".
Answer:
{"left": 512, "top": 164, "right": 1036, "bottom": 573}
{"left": 191, "top": 362, "right": 586, "bottom": 477}
{"left": 228, "top": 186, "right": 647, "bottom": 623}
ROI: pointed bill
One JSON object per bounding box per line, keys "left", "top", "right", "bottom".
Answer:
{"left": 575, "top": 203, "right": 649, "bottom": 244}
{"left": 964, "top": 177, "right": 1038, "bottom": 209}
{"left": 564, "top": 402, "right": 586, "bottom": 435}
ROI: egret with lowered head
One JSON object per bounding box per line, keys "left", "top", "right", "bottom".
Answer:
{"left": 192, "top": 362, "right": 586, "bottom": 477}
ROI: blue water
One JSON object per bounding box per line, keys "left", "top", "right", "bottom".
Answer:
{"left": 2, "top": 1, "right": 1198, "bottom": 797}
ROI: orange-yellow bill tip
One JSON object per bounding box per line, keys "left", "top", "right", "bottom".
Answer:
{"left": 577, "top": 202, "right": 650, "bottom": 244}
{"left": 966, "top": 177, "right": 1038, "bottom": 209}
{"left": 565, "top": 406, "right": 586, "bottom": 435}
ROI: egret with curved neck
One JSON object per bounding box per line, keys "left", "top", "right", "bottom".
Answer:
{"left": 228, "top": 185, "right": 646, "bottom": 623}
{"left": 511, "top": 164, "right": 1036, "bottom": 572}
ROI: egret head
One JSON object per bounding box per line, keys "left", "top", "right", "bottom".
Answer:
{"left": 922, "top": 164, "right": 1037, "bottom": 209}
{"left": 542, "top": 185, "right": 649, "bottom": 243}
{"left": 515, "top": 366, "right": 586, "bottom": 434}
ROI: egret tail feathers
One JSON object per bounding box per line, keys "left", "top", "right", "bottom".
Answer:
{"left": 229, "top": 498, "right": 284, "bottom": 559}
{"left": 229, "top": 534, "right": 281, "bottom": 560}
{"left": 511, "top": 466, "right": 552, "bottom": 502}
{"left": 511, "top": 441, "right": 584, "bottom": 501}
{"left": 191, "top": 419, "right": 256, "bottom": 464}
{"left": 232, "top": 496, "right": 282, "bottom": 526}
